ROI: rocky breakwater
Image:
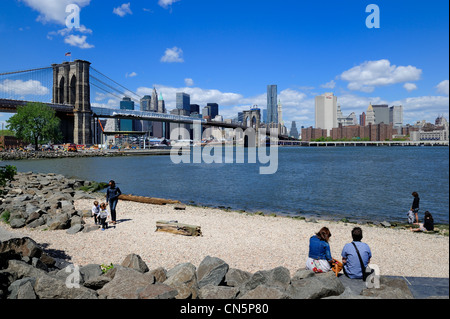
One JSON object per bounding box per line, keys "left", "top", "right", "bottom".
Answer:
{"left": 0, "top": 172, "right": 98, "bottom": 234}
{"left": 0, "top": 241, "right": 416, "bottom": 300}
{"left": 0, "top": 150, "right": 125, "bottom": 161}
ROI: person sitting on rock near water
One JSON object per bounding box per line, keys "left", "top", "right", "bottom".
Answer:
{"left": 306, "top": 227, "right": 335, "bottom": 273}
{"left": 341, "top": 227, "right": 372, "bottom": 279}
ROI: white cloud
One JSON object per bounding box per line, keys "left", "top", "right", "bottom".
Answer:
{"left": 436, "top": 80, "right": 449, "bottom": 96}
{"left": 47, "top": 24, "right": 92, "bottom": 39}
{"left": 0, "top": 79, "right": 49, "bottom": 96}
{"left": 184, "top": 78, "right": 194, "bottom": 86}
{"left": 321, "top": 80, "right": 336, "bottom": 89}
{"left": 64, "top": 34, "right": 94, "bottom": 49}
{"left": 20, "top": 0, "right": 91, "bottom": 25}
{"left": 113, "top": 3, "right": 132, "bottom": 17}
{"left": 161, "top": 47, "right": 184, "bottom": 63}
{"left": 126, "top": 72, "right": 138, "bottom": 78}
{"left": 340, "top": 59, "right": 422, "bottom": 93}
{"left": 158, "top": 0, "right": 181, "bottom": 9}
{"left": 403, "top": 83, "right": 418, "bottom": 92}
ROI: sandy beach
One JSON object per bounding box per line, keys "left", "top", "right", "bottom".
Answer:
{"left": 2, "top": 198, "right": 449, "bottom": 279}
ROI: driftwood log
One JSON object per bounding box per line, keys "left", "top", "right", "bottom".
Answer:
{"left": 119, "top": 194, "right": 180, "bottom": 206}
{"left": 156, "top": 220, "right": 202, "bottom": 237}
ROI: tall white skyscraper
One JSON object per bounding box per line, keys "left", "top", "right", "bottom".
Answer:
{"left": 315, "top": 93, "right": 337, "bottom": 136}
{"left": 277, "top": 99, "right": 283, "bottom": 126}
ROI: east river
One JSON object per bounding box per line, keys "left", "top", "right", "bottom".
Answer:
{"left": 2, "top": 146, "right": 449, "bottom": 224}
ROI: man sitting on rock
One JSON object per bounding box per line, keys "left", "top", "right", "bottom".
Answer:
{"left": 341, "top": 227, "right": 372, "bottom": 279}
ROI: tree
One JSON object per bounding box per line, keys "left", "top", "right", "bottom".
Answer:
{"left": 6, "top": 102, "right": 62, "bottom": 150}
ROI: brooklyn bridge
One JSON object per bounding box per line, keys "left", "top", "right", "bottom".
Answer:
{"left": 0, "top": 60, "right": 286, "bottom": 146}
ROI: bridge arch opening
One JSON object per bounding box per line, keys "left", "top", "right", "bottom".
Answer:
{"left": 59, "top": 77, "right": 65, "bottom": 104}
{"left": 69, "top": 75, "right": 76, "bottom": 106}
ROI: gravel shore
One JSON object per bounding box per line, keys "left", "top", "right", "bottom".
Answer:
{"left": 2, "top": 198, "right": 449, "bottom": 278}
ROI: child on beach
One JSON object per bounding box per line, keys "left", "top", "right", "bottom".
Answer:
{"left": 92, "top": 201, "right": 100, "bottom": 225}
{"left": 98, "top": 203, "right": 110, "bottom": 231}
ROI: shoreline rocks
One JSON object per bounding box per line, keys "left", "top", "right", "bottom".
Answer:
{"left": 0, "top": 150, "right": 127, "bottom": 161}
{"left": 0, "top": 238, "right": 418, "bottom": 300}
{"left": 0, "top": 172, "right": 98, "bottom": 234}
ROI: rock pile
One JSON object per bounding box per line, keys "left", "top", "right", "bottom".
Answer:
{"left": 0, "top": 237, "right": 416, "bottom": 299}
{"left": 0, "top": 172, "right": 97, "bottom": 234}
{"left": 0, "top": 151, "right": 124, "bottom": 161}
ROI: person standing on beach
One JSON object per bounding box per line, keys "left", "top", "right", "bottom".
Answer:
{"left": 306, "top": 227, "right": 334, "bottom": 273}
{"left": 341, "top": 227, "right": 372, "bottom": 279}
{"left": 106, "top": 180, "right": 121, "bottom": 225}
{"left": 411, "top": 192, "right": 420, "bottom": 224}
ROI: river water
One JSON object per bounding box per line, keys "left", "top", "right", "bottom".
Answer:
{"left": 2, "top": 146, "right": 449, "bottom": 224}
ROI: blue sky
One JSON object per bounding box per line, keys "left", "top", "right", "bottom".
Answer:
{"left": 0, "top": 0, "right": 449, "bottom": 129}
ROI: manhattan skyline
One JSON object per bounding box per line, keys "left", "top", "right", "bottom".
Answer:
{"left": 0, "top": 0, "right": 448, "bottom": 130}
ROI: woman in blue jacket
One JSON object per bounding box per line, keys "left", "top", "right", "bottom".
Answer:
{"left": 306, "top": 227, "right": 333, "bottom": 273}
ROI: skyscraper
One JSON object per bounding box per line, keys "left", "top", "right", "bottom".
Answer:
{"left": 389, "top": 105, "right": 403, "bottom": 131}
{"left": 120, "top": 97, "right": 135, "bottom": 131}
{"left": 315, "top": 93, "right": 337, "bottom": 136}
{"left": 366, "top": 104, "right": 376, "bottom": 125}
{"left": 150, "top": 87, "right": 158, "bottom": 112}
{"left": 140, "top": 95, "right": 151, "bottom": 112}
{"left": 207, "top": 103, "right": 219, "bottom": 119}
{"left": 277, "top": 99, "right": 283, "bottom": 125}
{"left": 290, "top": 121, "right": 299, "bottom": 139}
{"left": 158, "top": 92, "right": 166, "bottom": 113}
{"left": 267, "top": 85, "right": 278, "bottom": 124}
{"left": 372, "top": 104, "right": 389, "bottom": 124}
{"left": 176, "top": 92, "right": 191, "bottom": 113}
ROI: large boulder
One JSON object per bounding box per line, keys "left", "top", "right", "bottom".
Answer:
{"left": 164, "top": 263, "right": 199, "bottom": 299}
{"left": 197, "top": 256, "right": 229, "bottom": 288}
{"left": 121, "top": 254, "right": 149, "bottom": 273}
{"left": 286, "top": 272, "right": 345, "bottom": 299}
{"left": 199, "top": 284, "right": 239, "bottom": 299}
{"left": 97, "top": 267, "right": 155, "bottom": 299}
{"left": 225, "top": 268, "right": 252, "bottom": 287}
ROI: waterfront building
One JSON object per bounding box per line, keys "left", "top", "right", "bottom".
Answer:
{"left": 290, "top": 121, "right": 299, "bottom": 139}
{"left": 315, "top": 92, "right": 338, "bottom": 136}
{"left": 267, "top": 85, "right": 278, "bottom": 124}
{"left": 301, "top": 126, "right": 328, "bottom": 141}
{"left": 120, "top": 97, "right": 134, "bottom": 131}
{"left": 366, "top": 104, "right": 376, "bottom": 125}
{"left": 372, "top": 104, "right": 389, "bottom": 124}
{"left": 330, "top": 123, "right": 394, "bottom": 141}
{"left": 176, "top": 92, "right": 191, "bottom": 114}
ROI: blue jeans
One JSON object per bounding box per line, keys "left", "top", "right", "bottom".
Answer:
{"left": 109, "top": 199, "right": 118, "bottom": 222}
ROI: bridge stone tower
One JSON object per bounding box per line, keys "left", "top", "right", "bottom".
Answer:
{"left": 52, "top": 60, "right": 92, "bottom": 145}
{"left": 243, "top": 108, "right": 261, "bottom": 147}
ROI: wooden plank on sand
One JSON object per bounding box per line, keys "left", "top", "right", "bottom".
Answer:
{"left": 156, "top": 220, "right": 202, "bottom": 237}
{"left": 119, "top": 194, "right": 180, "bottom": 206}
